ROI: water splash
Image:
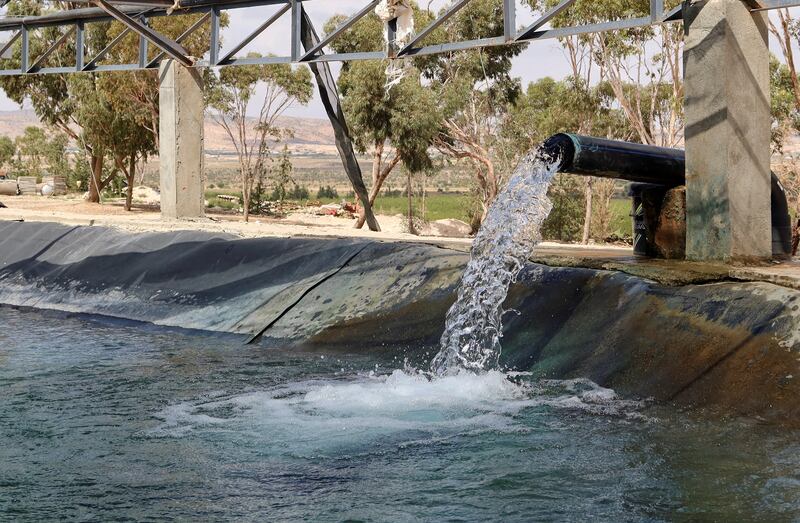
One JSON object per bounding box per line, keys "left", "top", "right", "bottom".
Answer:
{"left": 431, "top": 148, "right": 560, "bottom": 376}
{"left": 147, "top": 371, "right": 648, "bottom": 445}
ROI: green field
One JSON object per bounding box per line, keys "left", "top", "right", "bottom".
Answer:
{"left": 609, "top": 199, "right": 632, "bottom": 237}
{"left": 372, "top": 193, "right": 473, "bottom": 222}
{"left": 203, "top": 187, "right": 633, "bottom": 241}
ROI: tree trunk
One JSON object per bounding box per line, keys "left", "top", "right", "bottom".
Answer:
{"left": 478, "top": 159, "right": 498, "bottom": 225}
{"left": 240, "top": 164, "right": 251, "bottom": 223}
{"left": 125, "top": 154, "right": 136, "bottom": 212}
{"left": 243, "top": 188, "right": 250, "bottom": 223}
{"left": 371, "top": 141, "right": 383, "bottom": 188}
{"left": 582, "top": 178, "right": 594, "bottom": 244}
{"left": 778, "top": 11, "right": 800, "bottom": 113}
{"left": 86, "top": 154, "right": 103, "bottom": 204}
{"left": 356, "top": 142, "right": 384, "bottom": 229}
{"left": 421, "top": 176, "right": 426, "bottom": 222}
{"left": 355, "top": 152, "right": 401, "bottom": 229}
{"left": 407, "top": 170, "right": 416, "bottom": 235}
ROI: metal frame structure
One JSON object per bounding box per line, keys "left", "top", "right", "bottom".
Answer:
{"left": 0, "top": 0, "right": 797, "bottom": 76}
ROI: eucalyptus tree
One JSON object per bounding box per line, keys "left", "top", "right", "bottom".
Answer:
{"left": 0, "top": 1, "right": 101, "bottom": 195}
{"left": 417, "top": 0, "right": 526, "bottom": 226}
{"left": 206, "top": 54, "right": 313, "bottom": 222}
{"left": 0, "top": 1, "right": 220, "bottom": 205}
{"left": 770, "top": 9, "right": 800, "bottom": 140}
{"left": 69, "top": 74, "right": 157, "bottom": 209}
{"left": 14, "top": 127, "right": 48, "bottom": 178}
{"left": 324, "top": 6, "right": 441, "bottom": 229}
{"left": 10, "top": 126, "right": 71, "bottom": 182}
{"left": 525, "top": 0, "right": 684, "bottom": 147}
{"left": 0, "top": 136, "right": 15, "bottom": 173}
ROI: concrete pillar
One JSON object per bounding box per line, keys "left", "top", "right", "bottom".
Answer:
{"left": 684, "top": 0, "right": 772, "bottom": 262}
{"left": 159, "top": 60, "right": 204, "bottom": 219}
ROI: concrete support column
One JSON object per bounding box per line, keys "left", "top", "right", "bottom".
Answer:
{"left": 159, "top": 60, "right": 204, "bottom": 219}
{"left": 684, "top": 0, "right": 771, "bottom": 261}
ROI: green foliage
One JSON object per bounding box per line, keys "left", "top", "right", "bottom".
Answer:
{"left": 71, "top": 73, "right": 157, "bottom": 164}
{"left": 12, "top": 127, "right": 45, "bottom": 178}
{"left": 317, "top": 185, "right": 339, "bottom": 199}
{"left": 250, "top": 172, "right": 268, "bottom": 214}
{"left": 0, "top": 1, "right": 225, "bottom": 203}
{"left": 373, "top": 193, "right": 473, "bottom": 222}
{"left": 542, "top": 174, "right": 586, "bottom": 242}
{"left": 272, "top": 185, "right": 310, "bottom": 201}
{"left": 340, "top": 65, "right": 439, "bottom": 170}
{"left": 12, "top": 126, "right": 71, "bottom": 180}
{"left": 771, "top": 56, "right": 800, "bottom": 153}
{"left": 420, "top": 0, "right": 525, "bottom": 104}
{"left": 327, "top": 7, "right": 441, "bottom": 175}
{"left": 269, "top": 145, "right": 295, "bottom": 204}
{"left": 288, "top": 185, "right": 310, "bottom": 200}
{"left": 0, "top": 136, "right": 15, "bottom": 171}
{"left": 69, "top": 155, "right": 91, "bottom": 191}
{"left": 503, "top": 77, "right": 630, "bottom": 155}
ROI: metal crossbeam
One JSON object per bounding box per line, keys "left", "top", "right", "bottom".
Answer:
{"left": 0, "top": 0, "right": 799, "bottom": 76}
{"left": 0, "top": 31, "right": 20, "bottom": 61}
{"left": 83, "top": 25, "right": 134, "bottom": 71}
{"left": 299, "top": 0, "right": 379, "bottom": 61}
{"left": 517, "top": 0, "right": 577, "bottom": 41}
{"left": 93, "top": 0, "right": 193, "bottom": 66}
{"left": 147, "top": 11, "right": 210, "bottom": 67}
{"left": 27, "top": 26, "right": 76, "bottom": 73}
{"left": 216, "top": 3, "right": 289, "bottom": 65}
{"left": 398, "top": 0, "right": 472, "bottom": 56}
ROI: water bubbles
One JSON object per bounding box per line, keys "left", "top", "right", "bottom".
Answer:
{"left": 431, "top": 148, "right": 560, "bottom": 376}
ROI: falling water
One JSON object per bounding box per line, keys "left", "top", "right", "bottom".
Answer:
{"left": 431, "top": 147, "right": 560, "bottom": 376}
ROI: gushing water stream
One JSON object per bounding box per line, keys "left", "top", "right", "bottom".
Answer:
{"left": 431, "top": 148, "right": 560, "bottom": 375}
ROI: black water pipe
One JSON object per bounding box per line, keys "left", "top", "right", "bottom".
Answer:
{"left": 540, "top": 133, "right": 686, "bottom": 186}
{"left": 539, "top": 133, "right": 793, "bottom": 258}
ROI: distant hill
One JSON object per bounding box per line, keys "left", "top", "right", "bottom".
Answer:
{"left": 0, "top": 109, "right": 337, "bottom": 154}
{"left": 0, "top": 109, "right": 40, "bottom": 139}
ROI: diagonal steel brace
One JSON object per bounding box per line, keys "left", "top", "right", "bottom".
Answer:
{"left": 93, "top": 0, "right": 194, "bottom": 66}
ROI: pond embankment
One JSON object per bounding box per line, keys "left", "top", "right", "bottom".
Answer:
{"left": 1, "top": 221, "right": 799, "bottom": 425}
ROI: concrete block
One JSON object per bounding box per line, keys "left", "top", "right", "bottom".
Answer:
{"left": 159, "top": 60, "right": 205, "bottom": 219}
{"left": 684, "top": 0, "right": 771, "bottom": 261}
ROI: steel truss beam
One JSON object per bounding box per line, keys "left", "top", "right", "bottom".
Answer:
{"left": 93, "top": 0, "right": 193, "bottom": 66}
{"left": 0, "top": 0, "right": 798, "bottom": 76}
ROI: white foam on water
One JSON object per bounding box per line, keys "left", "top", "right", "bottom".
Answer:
{"left": 148, "top": 371, "right": 649, "bottom": 452}
{"left": 301, "top": 369, "right": 523, "bottom": 412}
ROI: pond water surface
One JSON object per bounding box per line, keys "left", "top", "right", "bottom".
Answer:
{"left": 1, "top": 306, "right": 799, "bottom": 522}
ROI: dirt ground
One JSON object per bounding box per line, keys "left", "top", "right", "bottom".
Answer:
{"left": 0, "top": 194, "right": 464, "bottom": 245}
{"left": 0, "top": 193, "right": 635, "bottom": 253}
